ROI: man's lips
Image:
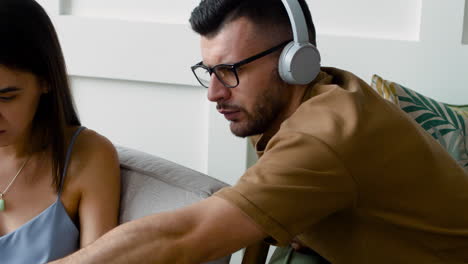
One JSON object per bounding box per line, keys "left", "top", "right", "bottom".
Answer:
{"left": 218, "top": 109, "right": 239, "bottom": 114}
{"left": 218, "top": 109, "right": 241, "bottom": 121}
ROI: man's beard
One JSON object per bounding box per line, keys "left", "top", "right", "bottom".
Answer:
{"left": 218, "top": 82, "right": 287, "bottom": 138}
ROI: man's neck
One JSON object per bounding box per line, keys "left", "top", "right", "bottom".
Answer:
{"left": 257, "top": 83, "right": 309, "bottom": 151}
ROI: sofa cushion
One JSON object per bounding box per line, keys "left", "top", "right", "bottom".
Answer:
{"left": 371, "top": 75, "right": 468, "bottom": 171}
{"left": 116, "top": 146, "right": 231, "bottom": 264}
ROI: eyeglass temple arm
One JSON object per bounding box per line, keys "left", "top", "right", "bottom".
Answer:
{"left": 233, "top": 39, "right": 292, "bottom": 68}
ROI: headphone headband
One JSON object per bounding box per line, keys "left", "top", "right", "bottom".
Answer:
{"left": 278, "top": 0, "right": 321, "bottom": 85}
{"left": 281, "top": 0, "right": 310, "bottom": 44}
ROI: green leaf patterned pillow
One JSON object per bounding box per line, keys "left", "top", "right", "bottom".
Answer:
{"left": 371, "top": 75, "right": 468, "bottom": 171}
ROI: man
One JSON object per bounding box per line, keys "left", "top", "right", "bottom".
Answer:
{"left": 52, "top": 0, "right": 468, "bottom": 263}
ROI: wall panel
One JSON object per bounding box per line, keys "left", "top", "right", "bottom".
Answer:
{"left": 463, "top": 0, "right": 468, "bottom": 44}
{"left": 70, "top": 77, "right": 209, "bottom": 173}
{"left": 307, "top": 0, "right": 422, "bottom": 40}
{"left": 59, "top": 0, "right": 199, "bottom": 24}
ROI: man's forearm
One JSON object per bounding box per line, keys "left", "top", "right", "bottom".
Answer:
{"left": 51, "top": 211, "right": 193, "bottom": 264}
{"left": 50, "top": 196, "right": 265, "bottom": 264}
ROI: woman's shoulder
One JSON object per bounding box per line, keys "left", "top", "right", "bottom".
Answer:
{"left": 59, "top": 127, "right": 121, "bottom": 232}
{"left": 64, "top": 126, "right": 120, "bottom": 186}
{"left": 65, "top": 127, "right": 117, "bottom": 159}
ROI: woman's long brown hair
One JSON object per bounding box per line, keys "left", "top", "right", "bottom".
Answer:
{"left": 0, "top": 0, "right": 81, "bottom": 191}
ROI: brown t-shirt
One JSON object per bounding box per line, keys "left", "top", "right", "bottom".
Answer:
{"left": 215, "top": 67, "right": 468, "bottom": 263}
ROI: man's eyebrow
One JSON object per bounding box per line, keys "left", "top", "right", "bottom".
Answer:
{"left": 0, "top": 86, "right": 22, "bottom": 94}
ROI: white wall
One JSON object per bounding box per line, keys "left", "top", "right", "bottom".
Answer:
{"left": 309, "top": 0, "right": 422, "bottom": 41}
{"left": 463, "top": 0, "right": 468, "bottom": 44}
{"left": 36, "top": 0, "right": 468, "bottom": 262}
{"left": 71, "top": 77, "right": 209, "bottom": 173}
{"left": 60, "top": 0, "right": 200, "bottom": 24}
{"left": 317, "top": 0, "right": 468, "bottom": 105}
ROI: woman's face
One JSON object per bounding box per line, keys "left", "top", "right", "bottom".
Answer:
{"left": 0, "top": 65, "right": 46, "bottom": 148}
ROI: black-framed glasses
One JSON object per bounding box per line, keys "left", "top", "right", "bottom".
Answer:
{"left": 191, "top": 39, "right": 291, "bottom": 88}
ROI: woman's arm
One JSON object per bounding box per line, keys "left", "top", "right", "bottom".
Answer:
{"left": 73, "top": 130, "right": 121, "bottom": 247}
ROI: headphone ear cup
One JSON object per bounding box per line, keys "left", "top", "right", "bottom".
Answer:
{"left": 278, "top": 42, "right": 321, "bottom": 85}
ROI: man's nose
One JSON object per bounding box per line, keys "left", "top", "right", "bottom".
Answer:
{"left": 207, "top": 75, "right": 231, "bottom": 103}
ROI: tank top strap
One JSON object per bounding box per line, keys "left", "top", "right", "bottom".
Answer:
{"left": 58, "top": 126, "right": 86, "bottom": 196}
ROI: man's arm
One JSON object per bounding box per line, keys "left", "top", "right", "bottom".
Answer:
{"left": 51, "top": 196, "right": 267, "bottom": 264}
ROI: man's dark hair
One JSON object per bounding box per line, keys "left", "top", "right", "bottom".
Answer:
{"left": 189, "top": 0, "right": 317, "bottom": 46}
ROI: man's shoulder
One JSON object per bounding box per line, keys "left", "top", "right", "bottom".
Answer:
{"left": 305, "top": 67, "right": 371, "bottom": 99}
{"left": 283, "top": 68, "right": 372, "bottom": 138}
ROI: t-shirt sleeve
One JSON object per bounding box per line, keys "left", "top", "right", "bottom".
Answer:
{"left": 214, "top": 131, "right": 357, "bottom": 246}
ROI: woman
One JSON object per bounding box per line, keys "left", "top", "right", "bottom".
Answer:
{"left": 0, "top": 0, "right": 121, "bottom": 263}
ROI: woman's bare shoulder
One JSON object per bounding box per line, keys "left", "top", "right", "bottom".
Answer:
{"left": 65, "top": 127, "right": 120, "bottom": 188}
{"left": 72, "top": 128, "right": 116, "bottom": 156}
{"left": 62, "top": 127, "right": 121, "bottom": 245}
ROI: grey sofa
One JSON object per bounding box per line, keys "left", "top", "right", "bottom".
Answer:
{"left": 117, "top": 146, "right": 232, "bottom": 264}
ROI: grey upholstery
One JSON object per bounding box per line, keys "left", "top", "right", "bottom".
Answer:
{"left": 117, "top": 146, "right": 232, "bottom": 264}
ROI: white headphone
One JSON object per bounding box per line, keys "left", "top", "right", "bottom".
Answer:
{"left": 279, "top": 0, "right": 321, "bottom": 85}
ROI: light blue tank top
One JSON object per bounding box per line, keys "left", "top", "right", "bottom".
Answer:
{"left": 0, "top": 127, "right": 85, "bottom": 264}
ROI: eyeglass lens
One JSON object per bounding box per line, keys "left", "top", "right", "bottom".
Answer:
{"left": 193, "top": 65, "right": 238, "bottom": 88}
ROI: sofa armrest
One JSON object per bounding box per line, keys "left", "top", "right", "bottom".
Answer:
{"left": 116, "top": 146, "right": 231, "bottom": 264}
